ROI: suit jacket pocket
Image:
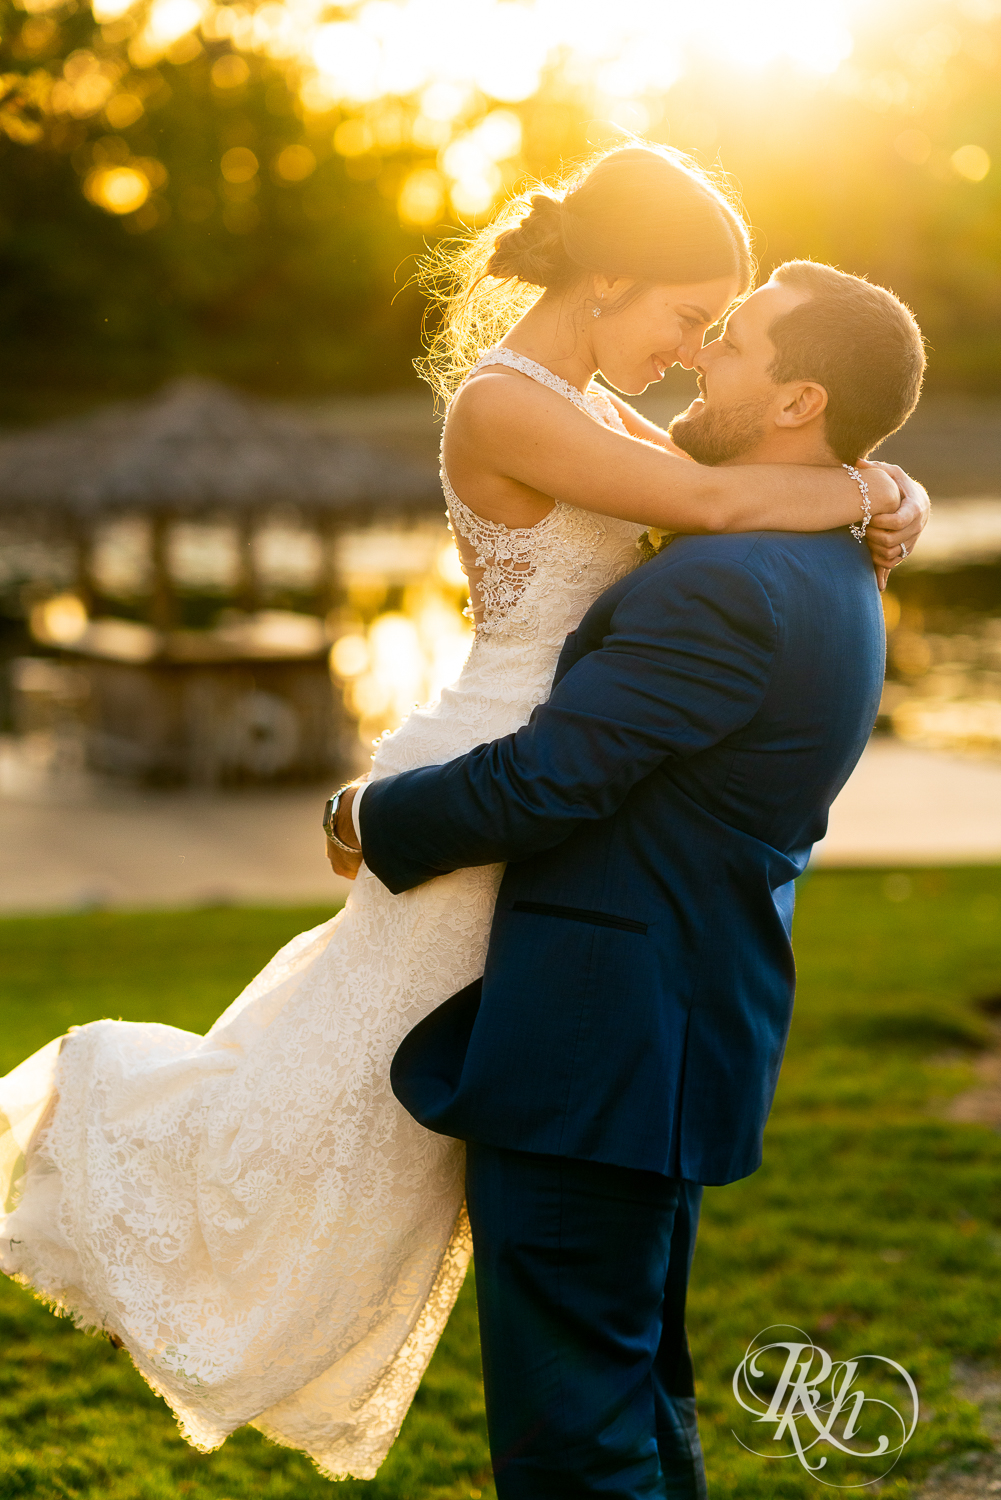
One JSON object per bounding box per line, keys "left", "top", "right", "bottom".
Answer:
{"left": 511, "top": 900, "right": 648, "bottom": 935}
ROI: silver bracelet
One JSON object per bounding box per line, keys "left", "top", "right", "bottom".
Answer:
{"left": 843, "top": 463, "right": 871, "bottom": 542}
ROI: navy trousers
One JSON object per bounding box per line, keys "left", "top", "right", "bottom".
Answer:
{"left": 464, "top": 1142, "right": 707, "bottom": 1500}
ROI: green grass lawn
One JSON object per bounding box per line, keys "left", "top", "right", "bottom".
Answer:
{"left": 1, "top": 869, "right": 1000, "bottom": 1499}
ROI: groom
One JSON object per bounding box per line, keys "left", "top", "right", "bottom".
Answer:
{"left": 329, "top": 260, "right": 926, "bottom": 1498}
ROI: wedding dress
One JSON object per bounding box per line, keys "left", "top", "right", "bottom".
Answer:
{"left": 0, "top": 349, "right": 643, "bottom": 1479}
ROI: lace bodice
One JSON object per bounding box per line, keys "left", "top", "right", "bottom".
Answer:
{"left": 371, "top": 348, "right": 643, "bottom": 780}
{"left": 441, "top": 346, "right": 635, "bottom": 635}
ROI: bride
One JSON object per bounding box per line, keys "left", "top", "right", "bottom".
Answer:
{"left": 0, "top": 144, "right": 924, "bottom": 1480}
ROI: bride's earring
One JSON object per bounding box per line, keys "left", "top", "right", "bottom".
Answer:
{"left": 592, "top": 292, "right": 604, "bottom": 319}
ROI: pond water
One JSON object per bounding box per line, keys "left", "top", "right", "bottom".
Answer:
{"left": 881, "top": 498, "right": 1001, "bottom": 758}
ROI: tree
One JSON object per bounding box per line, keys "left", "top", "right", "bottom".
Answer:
{"left": 0, "top": 0, "right": 998, "bottom": 408}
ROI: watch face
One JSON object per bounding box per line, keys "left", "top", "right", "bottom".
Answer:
{"left": 322, "top": 796, "right": 335, "bottom": 837}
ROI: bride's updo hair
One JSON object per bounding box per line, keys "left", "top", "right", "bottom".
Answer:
{"left": 487, "top": 191, "right": 568, "bottom": 287}
{"left": 418, "top": 143, "right": 754, "bottom": 405}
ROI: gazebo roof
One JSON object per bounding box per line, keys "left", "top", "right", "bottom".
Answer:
{"left": 0, "top": 376, "right": 441, "bottom": 515}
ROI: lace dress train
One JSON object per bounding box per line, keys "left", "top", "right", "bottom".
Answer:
{"left": 0, "top": 349, "right": 643, "bottom": 1478}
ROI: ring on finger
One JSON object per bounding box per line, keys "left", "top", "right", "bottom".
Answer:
{"left": 899, "top": 541, "right": 908, "bottom": 561}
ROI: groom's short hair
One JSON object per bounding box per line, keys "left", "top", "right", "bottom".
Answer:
{"left": 767, "top": 261, "right": 925, "bottom": 464}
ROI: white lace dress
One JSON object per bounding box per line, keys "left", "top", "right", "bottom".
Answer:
{"left": 0, "top": 350, "right": 643, "bottom": 1480}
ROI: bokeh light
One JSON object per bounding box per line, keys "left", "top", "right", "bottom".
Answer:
{"left": 332, "top": 118, "right": 375, "bottom": 157}
{"left": 398, "top": 166, "right": 445, "bottom": 225}
{"left": 84, "top": 163, "right": 150, "bottom": 213}
{"left": 274, "top": 143, "right": 316, "bottom": 180}
{"left": 330, "top": 633, "right": 369, "bottom": 679}
{"left": 30, "top": 593, "right": 89, "bottom": 645}
{"left": 89, "top": 0, "right": 133, "bottom": 22}
{"left": 57, "top": 0, "right": 871, "bottom": 222}
{"left": 436, "top": 543, "right": 467, "bottom": 589}
{"left": 951, "top": 143, "right": 991, "bottom": 181}
{"left": 336, "top": 594, "right": 473, "bottom": 748}
{"left": 144, "top": 0, "right": 203, "bottom": 50}
{"left": 103, "top": 93, "right": 144, "bottom": 129}
{"left": 220, "top": 146, "right": 259, "bottom": 183}
{"left": 210, "top": 53, "right": 250, "bottom": 87}
{"left": 329, "top": 540, "right": 474, "bottom": 748}
{"left": 50, "top": 50, "right": 120, "bottom": 118}
{"left": 35, "top": 0, "right": 999, "bottom": 232}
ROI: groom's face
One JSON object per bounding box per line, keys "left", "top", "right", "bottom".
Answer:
{"left": 669, "top": 282, "right": 812, "bottom": 465}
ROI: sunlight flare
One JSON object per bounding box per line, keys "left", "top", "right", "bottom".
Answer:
{"left": 270, "top": 0, "right": 859, "bottom": 129}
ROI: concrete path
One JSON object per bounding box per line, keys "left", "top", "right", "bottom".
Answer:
{"left": 0, "top": 737, "right": 350, "bottom": 913}
{"left": 1, "top": 736, "right": 1000, "bottom": 916}
{"left": 816, "top": 738, "right": 1001, "bottom": 867}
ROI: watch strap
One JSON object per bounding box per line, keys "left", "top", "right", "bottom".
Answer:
{"left": 323, "top": 786, "right": 361, "bottom": 855}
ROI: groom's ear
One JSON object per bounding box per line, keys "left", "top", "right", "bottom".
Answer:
{"left": 774, "top": 380, "right": 829, "bottom": 430}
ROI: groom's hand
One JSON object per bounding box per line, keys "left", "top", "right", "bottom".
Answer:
{"left": 325, "top": 783, "right": 364, "bottom": 880}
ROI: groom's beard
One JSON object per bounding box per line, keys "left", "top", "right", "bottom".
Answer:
{"left": 669, "top": 391, "right": 771, "bottom": 466}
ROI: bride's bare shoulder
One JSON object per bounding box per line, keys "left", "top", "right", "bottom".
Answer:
{"left": 447, "top": 364, "right": 591, "bottom": 448}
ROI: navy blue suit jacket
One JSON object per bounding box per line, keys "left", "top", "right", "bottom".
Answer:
{"left": 361, "top": 529, "right": 885, "bottom": 1185}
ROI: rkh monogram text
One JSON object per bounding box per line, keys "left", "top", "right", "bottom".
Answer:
{"left": 732, "top": 1326, "right": 919, "bottom": 1488}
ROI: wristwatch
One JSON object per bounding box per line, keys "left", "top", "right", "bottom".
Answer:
{"left": 322, "top": 785, "right": 360, "bottom": 854}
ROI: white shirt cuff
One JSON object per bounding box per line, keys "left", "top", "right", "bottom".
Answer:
{"left": 351, "top": 781, "right": 367, "bottom": 844}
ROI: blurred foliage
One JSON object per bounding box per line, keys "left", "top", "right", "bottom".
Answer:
{"left": 0, "top": 0, "right": 999, "bottom": 408}
{"left": 0, "top": 10, "right": 429, "bottom": 401}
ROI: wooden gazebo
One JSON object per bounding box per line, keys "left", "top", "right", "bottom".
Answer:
{"left": 0, "top": 377, "right": 442, "bottom": 784}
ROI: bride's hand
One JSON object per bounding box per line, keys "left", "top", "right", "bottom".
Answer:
{"left": 859, "top": 461, "right": 929, "bottom": 591}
